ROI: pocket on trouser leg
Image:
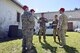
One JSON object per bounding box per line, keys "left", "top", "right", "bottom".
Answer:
{"left": 61, "top": 30, "right": 66, "bottom": 45}
{"left": 26, "top": 38, "right": 33, "bottom": 50}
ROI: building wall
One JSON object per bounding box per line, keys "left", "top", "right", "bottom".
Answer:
{"left": 0, "top": 0, "right": 23, "bottom": 32}
{"left": 65, "top": 10, "right": 80, "bottom": 18}
{"left": 35, "top": 10, "right": 80, "bottom": 19}
{"left": 35, "top": 10, "right": 80, "bottom": 30}
{"left": 68, "top": 21, "right": 77, "bottom": 29}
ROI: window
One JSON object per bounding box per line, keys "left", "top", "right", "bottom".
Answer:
{"left": 17, "top": 12, "right": 20, "bottom": 22}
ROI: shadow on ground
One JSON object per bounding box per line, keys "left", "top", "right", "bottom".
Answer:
{"left": 35, "top": 34, "right": 69, "bottom": 37}
{"left": 0, "top": 36, "right": 22, "bottom": 43}
{"left": 63, "top": 45, "right": 79, "bottom": 53}
{"left": 40, "top": 41, "right": 57, "bottom": 53}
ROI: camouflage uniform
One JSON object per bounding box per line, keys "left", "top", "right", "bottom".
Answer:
{"left": 52, "top": 19, "right": 60, "bottom": 42}
{"left": 58, "top": 13, "right": 68, "bottom": 46}
{"left": 21, "top": 10, "right": 35, "bottom": 51}
{"left": 38, "top": 17, "right": 48, "bottom": 42}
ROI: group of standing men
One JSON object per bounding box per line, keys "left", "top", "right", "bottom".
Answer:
{"left": 21, "top": 5, "right": 68, "bottom": 53}
{"left": 38, "top": 8, "right": 68, "bottom": 48}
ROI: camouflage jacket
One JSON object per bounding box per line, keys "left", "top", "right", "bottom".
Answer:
{"left": 38, "top": 17, "right": 48, "bottom": 27}
{"left": 52, "top": 19, "right": 58, "bottom": 29}
{"left": 21, "top": 11, "right": 35, "bottom": 30}
{"left": 59, "top": 13, "right": 68, "bottom": 29}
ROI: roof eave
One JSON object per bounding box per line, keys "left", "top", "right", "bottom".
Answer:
{"left": 11, "top": 0, "right": 23, "bottom": 9}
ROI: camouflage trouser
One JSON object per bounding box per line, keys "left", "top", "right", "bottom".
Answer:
{"left": 22, "top": 28, "right": 34, "bottom": 50}
{"left": 59, "top": 29, "right": 67, "bottom": 46}
{"left": 53, "top": 28, "right": 60, "bottom": 42}
{"left": 39, "top": 27, "right": 46, "bottom": 41}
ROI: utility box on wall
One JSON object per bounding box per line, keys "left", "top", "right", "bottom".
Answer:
{"left": 8, "top": 25, "right": 18, "bottom": 37}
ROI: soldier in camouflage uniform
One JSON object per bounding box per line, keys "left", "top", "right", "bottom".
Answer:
{"left": 52, "top": 15, "right": 60, "bottom": 42}
{"left": 38, "top": 13, "right": 48, "bottom": 42}
{"left": 21, "top": 6, "right": 35, "bottom": 53}
{"left": 58, "top": 8, "right": 68, "bottom": 47}
{"left": 29, "top": 9, "right": 35, "bottom": 44}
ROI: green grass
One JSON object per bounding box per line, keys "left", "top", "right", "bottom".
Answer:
{"left": 0, "top": 32, "right": 80, "bottom": 53}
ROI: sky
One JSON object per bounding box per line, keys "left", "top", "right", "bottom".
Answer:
{"left": 18, "top": 0, "right": 80, "bottom": 13}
